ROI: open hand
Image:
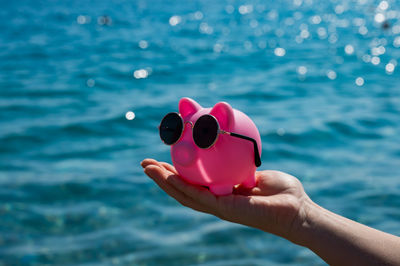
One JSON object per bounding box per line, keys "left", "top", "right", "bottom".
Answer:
{"left": 141, "top": 158, "right": 312, "bottom": 244}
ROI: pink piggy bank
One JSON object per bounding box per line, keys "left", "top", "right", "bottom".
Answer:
{"left": 159, "top": 97, "right": 262, "bottom": 195}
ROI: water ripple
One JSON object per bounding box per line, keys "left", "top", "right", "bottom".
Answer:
{"left": 1, "top": 0, "right": 400, "bottom": 265}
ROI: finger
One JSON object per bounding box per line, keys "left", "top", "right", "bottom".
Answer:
{"left": 143, "top": 159, "right": 236, "bottom": 218}
{"left": 144, "top": 165, "right": 210, "bottom": 214}
{"left": 233, "top": 185, "right": 262, "bottom": 196}
{"left": 215, "top": 193, "right": 250, "bottom": 222}
{"left": 141, "top": 158, "right": 176, "bottom": 175}
{"left": 159, "top": 162, "right": 178, "bottom": 175}
{"left": 233, "top": 171, "right": 293, "bottom": 196}
{"left": 256, "top": 170, "right": 298, "bottom": 195}
{"left": 232, "top": 172, "right": 270, "bottom": 196}
{"left": 141, "top": 158, "right": 159, "bottom": 168}
{"left": 166, "top": 174, "right": 219, "bottom": 214}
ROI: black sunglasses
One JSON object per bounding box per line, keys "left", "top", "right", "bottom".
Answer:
{"left": 159, "top": 112, "right": 261, "bottom": 167}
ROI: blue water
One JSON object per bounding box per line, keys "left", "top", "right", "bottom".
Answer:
{"left": 1, "top": 0, "right": 400, "bottom": 264}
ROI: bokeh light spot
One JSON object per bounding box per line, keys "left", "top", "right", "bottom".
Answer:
{"left": 125, "top": 111, "right": 135, "bottom": 120}
{"left": 274, "top": 47, "right": 286, "bottom": 57}
{"left": 374, "top": 13, "right": 385, "bottom": 23}
{"left": 297, "top": 66, "right": 307, "bottom": 75}
{"left": 133, "top": 69, "right": 149, "bottom": 79}
{"left": 86, "top": 79, "right": 95, "bottom": 87}
{"left": 355, "top": 77, "right": 364, "bottom": 86}
{"left": 327, "top": 70, "right": 337, "bottom": 80}
{"left": 385, "top": 63, "right": 395, "bottom": 73}
{"left": 169, "top": 15, "right": 181, "bottom": 26}
{"left": 139, "top": 40, "right": 148, "bottom": 49}
{"left": 345, "top": 44, "right": 354, "bottom": 55}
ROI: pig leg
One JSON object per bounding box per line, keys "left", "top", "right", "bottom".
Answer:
{"left": 241, "top": 174, "right": 256, "bottom": 188}
{"left": 209, "top": 185, "right": 233, "bottom": 196}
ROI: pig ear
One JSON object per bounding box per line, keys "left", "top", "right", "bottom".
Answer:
{"left": 210, "top": 102, "right": 234, "bottom": 130}
{"left": 178, "top": 97, "right": 201, "bottom": 118}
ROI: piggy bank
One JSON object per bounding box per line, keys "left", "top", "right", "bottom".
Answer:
{"left": 160, "top": 98, "right": 262, "bottom": 195}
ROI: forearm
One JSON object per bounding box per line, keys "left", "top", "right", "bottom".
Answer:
{"left": 297, "top": 200, "right": 400, "bottom": 265}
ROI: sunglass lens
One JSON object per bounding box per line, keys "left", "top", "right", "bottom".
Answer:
{"left": 193, "top": 115, "right": 219, "bottom": 148}
{"left": 159, "top": 113, "right": 183, "bottom": 145}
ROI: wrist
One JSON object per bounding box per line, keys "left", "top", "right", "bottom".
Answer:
{"left": 288, "top": 197, "right": 322, "bottom": 247}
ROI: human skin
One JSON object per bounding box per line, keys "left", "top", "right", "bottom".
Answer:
{"left": 141, "top": 158, "right": 400, "bottom": 265}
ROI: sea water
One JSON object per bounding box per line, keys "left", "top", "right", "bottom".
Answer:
{"left": 1, "top": 0, "right": 400, "bottom": 265}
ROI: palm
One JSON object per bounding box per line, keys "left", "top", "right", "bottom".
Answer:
{"left": 223, "top": 171, "right": 308, "bottom": 240}
{"left": 141, "top": 159, "right": 309, "bottom": 242}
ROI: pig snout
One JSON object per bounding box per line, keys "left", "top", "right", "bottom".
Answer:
{"left": 172, "top": 141, "right": 197, "bottom": 166}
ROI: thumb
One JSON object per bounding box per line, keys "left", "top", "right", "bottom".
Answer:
{"left": 233, "top": 184, "right": 261, "bottom": 196}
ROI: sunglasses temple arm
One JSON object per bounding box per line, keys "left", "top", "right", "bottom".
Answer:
{"left": 229, "top": 132, "right": 262, "bottom": 167}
